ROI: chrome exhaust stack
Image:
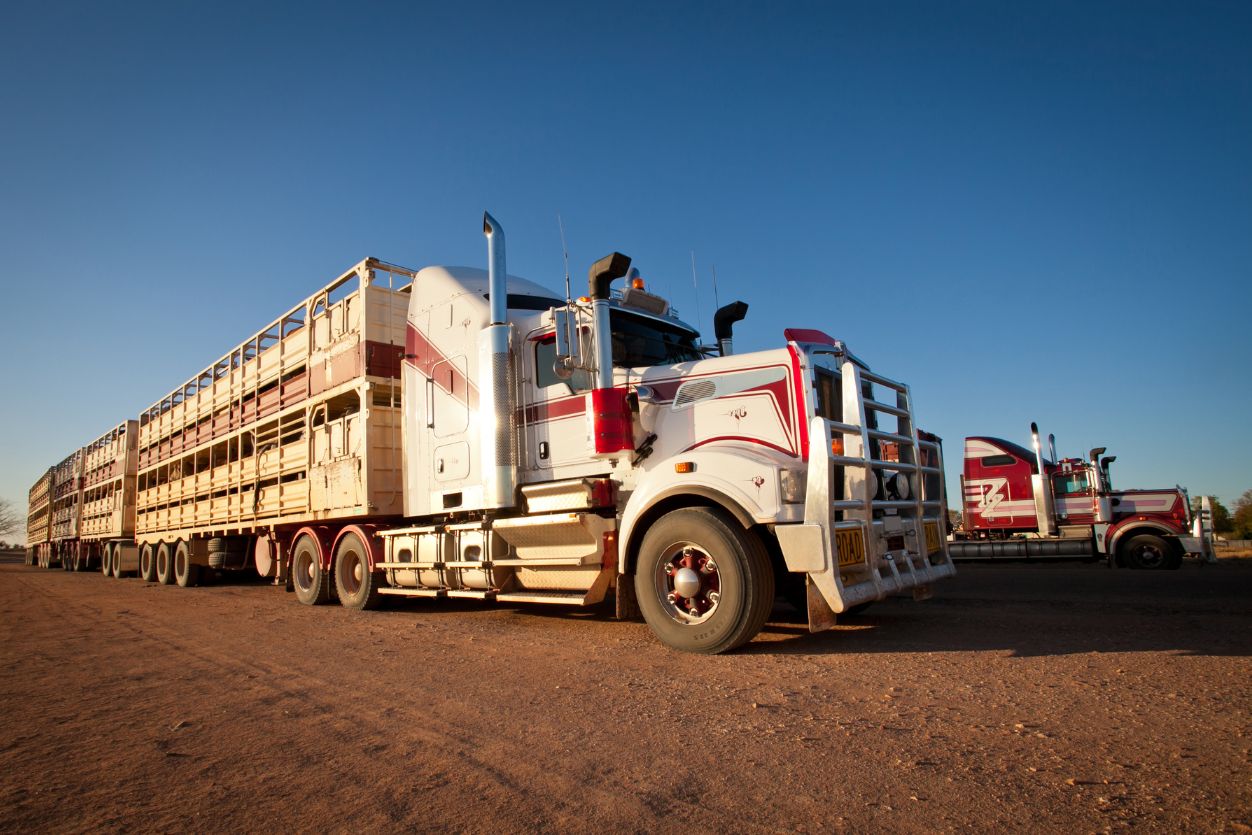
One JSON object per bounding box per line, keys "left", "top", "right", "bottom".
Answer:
{"left": 480, "top": 212, "right": 516, "bottom": 508}
{"left": 1030, "top": 422, "right": 1058, "bottom": 535}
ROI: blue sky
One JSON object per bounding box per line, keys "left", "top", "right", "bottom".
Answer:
{"left": 2, "top": 0, "right": 1249, "bottom": 531}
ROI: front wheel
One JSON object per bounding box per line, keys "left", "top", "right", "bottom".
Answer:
{"left": 634, "top": 508, "right": 774, "bottom": 654}
{"left": 1121, "top": 533, "right": 1181, "bottom": 570}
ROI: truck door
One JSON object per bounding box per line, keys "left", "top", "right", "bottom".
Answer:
{"left": 1052, "top": 469, "right": 1096, "bottom": 524}
{"left": 429, "top": 355, "right": 470, "bottom": 482}
{"left": 524, "top": 333, "right": 592, "bottom": 471}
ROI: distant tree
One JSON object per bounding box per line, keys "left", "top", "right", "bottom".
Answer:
{"left": 1190, "top": 495, "right": 1232, "bottom": 534}
{"left": 1232, "top": 490, "right": 1252, "bottom": 539}
{"left": 0, "top": 498, "right": 19, "bottom": 541}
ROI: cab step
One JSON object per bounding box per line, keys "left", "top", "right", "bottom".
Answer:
{"left": 495, "top": 591, "right": 588, "bottom": 606}
{"left": 377, "top": 587, "right": 445, "bottom": 598}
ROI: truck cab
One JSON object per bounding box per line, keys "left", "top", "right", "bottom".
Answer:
{"left": 956, "top": 424, "right": 1205, "bottom": 569}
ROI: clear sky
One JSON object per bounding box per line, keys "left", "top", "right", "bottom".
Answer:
{"left": 2, "top": 0, "right": 1249, "bottom": 535}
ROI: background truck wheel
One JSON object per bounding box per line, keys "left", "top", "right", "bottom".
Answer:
{"left": 334, "top": 532, "right": 382, "bottom": 610}
{"left": 139, "top": 543, "right": 158, "bottom": 582}
{"left": 156, "top": 542, "right": 177, "bottom": 585}
{"left": 1121, "top": 533, "right": 1180, "bottom": 570}
{"left": 174, "top": 541, "right": 201, "bottom": 588}
{"left": 292, "top": 535, "right": 331, "bottom": 605}
{"left": 101, "top": 544, "right": 113, "bottom": 577}
{"left": 634, "top": 507, "right": 774, "bottom": 654}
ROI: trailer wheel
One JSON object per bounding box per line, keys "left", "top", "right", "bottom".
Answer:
{"left": 334, "top": 532, "right": 382, "bottom": 610}
{"left": 1121, "top": 533, "right": 1180, "bottom": 570}
{"left": 634, "top": 507, "right": 774, "bottom": 654}
{"left": 156, "top": 542, "right": 177, "bottom": 585}
{"left": 101, "top": 544, "right": 112, "bottom": 577}
{"left": 292, "top": 535, "right": 331, "bottom": 605}
{"left": 174, "top": 541, "right": 202, "bottom": 588}
{"left": 139, "top": 543, "right": 158, "bottom": 582}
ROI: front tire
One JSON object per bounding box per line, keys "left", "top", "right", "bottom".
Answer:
{"left": 1121, "top": 533, "right": 1180, "bottom": 570}
{"left": 292, "top": 535, "right": 331, "bottom": 605}
{"left": 634, "top": 508, "right": 774, "bottom": 654}
{"left": 334, "top": 532, "right": 382, "bottom": 610}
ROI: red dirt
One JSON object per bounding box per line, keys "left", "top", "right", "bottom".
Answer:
{"left": 1, "top": 560, "right": 1248, "bottom": 833}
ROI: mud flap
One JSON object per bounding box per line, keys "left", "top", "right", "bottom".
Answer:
{"left": 807, "top": 577, "right": 838, "bottom": 633}
{"left": 614, "top": 575, "right": 642, "bottom": 621}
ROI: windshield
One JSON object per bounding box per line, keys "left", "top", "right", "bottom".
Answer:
{"left": 611, "top": 310, "right": 702, "bottom": 367}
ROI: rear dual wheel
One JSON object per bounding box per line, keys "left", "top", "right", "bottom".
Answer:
{"left": 334, "top": 532, "right": 382, "bottom": 610}
{"left": 101, "top": 544, "right": 113, "bottom": 577}
{"left": 634, "top": 508, "right": 774, "bottom": 654}
{"left": 292, "top": 535, "right": 332, "bottom": 605}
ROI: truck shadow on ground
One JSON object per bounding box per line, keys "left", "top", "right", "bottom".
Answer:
{"left": 750, "top": 591, "right": 1251, "bottom": 659}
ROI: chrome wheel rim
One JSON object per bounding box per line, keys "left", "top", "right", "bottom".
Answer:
{"left": 653, "top": 542, "right": 721, "bottom": 625}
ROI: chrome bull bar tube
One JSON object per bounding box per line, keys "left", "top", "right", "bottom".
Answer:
{"left": 775, "top": 359, "right": 956, "bottom": 632}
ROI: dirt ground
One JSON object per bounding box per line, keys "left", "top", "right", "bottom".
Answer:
{"left": 1, "top": 557, "right": 1248, "bottom": 833}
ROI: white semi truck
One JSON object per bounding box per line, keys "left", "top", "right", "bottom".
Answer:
{"left": 28, "top": 213, "right": 955, "bottom": 653}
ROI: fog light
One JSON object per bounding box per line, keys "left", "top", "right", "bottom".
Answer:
{"left": 780, "top": 469, "right": 807, "bottom": 503}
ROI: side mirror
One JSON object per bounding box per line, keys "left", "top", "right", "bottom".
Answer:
{"left": 552, "top": 309, "right": 574, "bottom": 380}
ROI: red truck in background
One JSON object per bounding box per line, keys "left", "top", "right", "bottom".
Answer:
{"left": 948, "top": 423, "right": 1212, "bottom": 569}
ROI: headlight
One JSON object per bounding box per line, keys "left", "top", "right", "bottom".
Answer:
{"left": 780, "top": 468, "right": 807, "bottom": 503}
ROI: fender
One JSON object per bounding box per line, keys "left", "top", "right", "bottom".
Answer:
{"left": 1106, "top": 518, "right": 1183, "bottom": 555}
{"left": 332, "top": 524, "right": 385, "bottom": 570}
{"left": 618, "top": 447, "right": 787, "bottom": 574}
{"left": 291, "top": 525, "right": 336, "bottom": 569}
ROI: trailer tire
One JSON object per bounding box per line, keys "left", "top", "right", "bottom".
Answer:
{"left": 174, "top": 541, "right": 201, "bottom": 588}
{"left": 156, "top": 542, "right": 177, "bottom": 585}
{"left": 334, "top": 532, "right": 382, "bottom": 610}
{"left": 101, "top": 543, "right": 112, "bottom": 577}
{"left": 292, "top": 535, "right": 331, "bottom": 605}
{"left": 634, "top": 507, "right": 774, "bottom": 654}
{"left": 1121, "top": 533, "right": 1178, "bottom": 570}
{"left": 139, "top": 543, "right": 158, "bottom": 582}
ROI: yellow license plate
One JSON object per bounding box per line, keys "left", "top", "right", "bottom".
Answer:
{"left": 924, "top": 521, "right": 942, "bottom": 555}
{"left": 835, "top": 528, "right": 866, "bottom": 568}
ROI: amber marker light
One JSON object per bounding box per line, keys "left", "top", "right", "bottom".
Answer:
{"left": 631, "top": 277, "right": 646, "bottom": 290}
{"left": 674, "top": 462, "right": 695, "bottom": 473}
{"left": 831, "top": 437, "right": 845, "bottom": 456}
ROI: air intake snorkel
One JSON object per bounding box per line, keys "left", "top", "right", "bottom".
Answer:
{"left": 713, "top": 301, "right": 749, "bottom": 356}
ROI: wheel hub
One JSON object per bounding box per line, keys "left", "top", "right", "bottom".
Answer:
{"left": 657, "top": 545, "right": 722, "bottom": 624}
{"left": 673, "top": 566, "right": 701, "bottom": 598}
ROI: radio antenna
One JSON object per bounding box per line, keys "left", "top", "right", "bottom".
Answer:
{"left": 557, "top": 213, "right": 572, "bottom": 304}
{"left": 711, "top": 263, "right": 721, "bottom": 311}
{"left": 690, "top": 250, "right": 703, "bottom": 337}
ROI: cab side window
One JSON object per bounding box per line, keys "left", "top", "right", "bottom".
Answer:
{"left": 1052, "top": 472, "right": 1090, "bottom": 495}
